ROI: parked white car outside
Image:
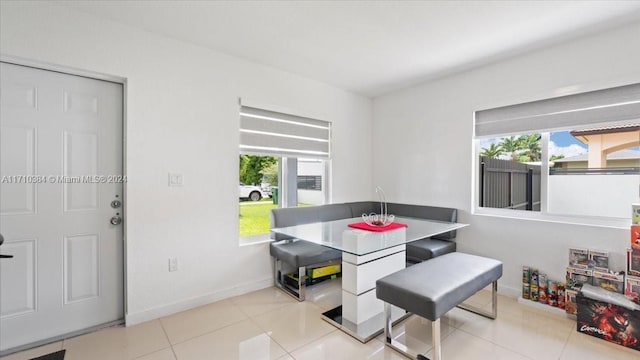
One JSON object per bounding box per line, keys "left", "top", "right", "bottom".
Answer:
{"left": 239, "top": 183, "right": 267, "bottom": 201}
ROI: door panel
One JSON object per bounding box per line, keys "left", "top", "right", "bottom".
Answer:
{"left": 63, "top": 130, "right": 99, "bottom": 211}
{"left": 0, "top": 239, "right": 36, "bottom": 317}
{"left": 63, "top": 234, "right": 100, "bottom": 304}
{"left": 0, "top": 126, "right": 36, "bottom": 215}
{"left": 0, "top": 62, "right": 124, "bottom": 353}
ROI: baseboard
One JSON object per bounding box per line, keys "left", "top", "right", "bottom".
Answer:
{"left": 517, "top": 296, "right": 573, "bottom": 318}
{"left": 0, "top": 319, "right": 122, "bottom": 356}
{"left": 125, "top": 277, "right": 273, "bottom": 326}
{"left": 497, "top": 283, "right": 521, "bottom": 299}
{"left": 494, "top": 285, "right": 574, "bottom": 319}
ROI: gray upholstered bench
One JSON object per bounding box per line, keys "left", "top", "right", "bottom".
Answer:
{"left": 270, "top": 204, "right": 350, "bottom": 301}
{"left": 376, "top": 252, "right": 503, "bottom": 360}
{"left": 270, "top": 239, "right": 341, "bottom": 301}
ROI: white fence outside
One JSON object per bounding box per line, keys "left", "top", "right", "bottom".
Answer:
{"left": 298, "top": 189, "right": 323, "bottom": 205}
{"left": 548, "top": 174, "right": 639, "bottom": 218}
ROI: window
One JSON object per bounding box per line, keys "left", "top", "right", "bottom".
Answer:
{"left": 239, "top": 102, "right": 331, "bottom": 239}
{"left": 474, "top": 83, "right": 640, "bottom": 222}
{"left": 478, "top": 134, "right": 542, "bottom": 211}
{"left": 297, "top": 175, "right": 322, "bottom": 190}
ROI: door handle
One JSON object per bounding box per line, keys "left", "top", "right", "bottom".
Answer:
{"left": 110, "top": 216, "right": 122, "bottom": 226}
{"left": 0, "top": 233, "right": 13, "bottom": 259}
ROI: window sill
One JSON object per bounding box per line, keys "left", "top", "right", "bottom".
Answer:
{"left": 239, "top": 233, "right": 273, "bottom": 247}
{"left": 472, "top": 208, "right": 630, "bottom": 229}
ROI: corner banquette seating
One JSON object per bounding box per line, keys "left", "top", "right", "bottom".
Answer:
{"left": 269, "top": 201, "right": 458, "bottom": 301}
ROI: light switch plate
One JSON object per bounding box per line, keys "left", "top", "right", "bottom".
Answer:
{"left": 168, "top": 173, "right": 183, "bottom": 186}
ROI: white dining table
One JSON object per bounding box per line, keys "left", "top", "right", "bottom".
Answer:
{"left": 271, "top": 216, "right": 468, "bottom": 342}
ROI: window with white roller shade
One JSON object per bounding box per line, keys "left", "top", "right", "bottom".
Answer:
{"left": 239, "top": 105, "right": 331, "bottom": 159}
{"left": 475, "top": 83, "right": 640, "bottom": 138}
{"left": 473, "top": 83, "right": 640, "bottom": 223}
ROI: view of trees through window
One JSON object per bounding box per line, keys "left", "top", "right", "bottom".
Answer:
{"left": 239, "top": 155, "right": 278, "bottom": 238}
{"left": 239, "top": 154, "right": 278, "bottom": 189}
{"left": 479, "top": 133, "right": 543, "bottom": 212}
{"left": 479, "top": 134, "right": 543, "bottom": 162}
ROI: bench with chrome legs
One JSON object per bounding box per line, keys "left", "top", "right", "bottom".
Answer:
{"left": 376, "top": 252, "right": 503, "bottom": 360}
{"left": 270, "top": 239, "right": 341, "bottom": 301}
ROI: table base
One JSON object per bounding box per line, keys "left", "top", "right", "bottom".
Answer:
{"left": 321, "top": 305, "right": 410, "bottom": 343}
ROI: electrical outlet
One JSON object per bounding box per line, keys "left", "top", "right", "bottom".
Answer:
{"left": 168, "top": 173, "right": 183, "bottom": 187}
{"left": 168, "top": 257, "right": 178, "bottom": 272}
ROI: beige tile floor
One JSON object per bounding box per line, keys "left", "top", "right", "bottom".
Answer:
{"left": 2, "top": 280, "right": 639, "bottom": 360}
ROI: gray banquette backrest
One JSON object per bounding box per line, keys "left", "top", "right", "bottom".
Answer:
{"left": 270, "top": 201, "right": 457, "bottom": 242}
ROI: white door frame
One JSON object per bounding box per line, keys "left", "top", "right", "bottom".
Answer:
{"left": 0, "top": 54, "right": 129, "bottom": 327}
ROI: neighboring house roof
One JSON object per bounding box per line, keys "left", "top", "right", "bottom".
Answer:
{"left": 570, "top": 123, "right": 640, "bottom": 136}
{"left": 553, "top": 149, "right": 640, "bottom": 163}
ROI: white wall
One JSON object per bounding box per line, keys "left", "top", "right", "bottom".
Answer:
{"left": 548, "top": 175, "right": 639, "bottom": 218}
{"left": 298, "top": 190, "right": 323, "bottom": 205}
{"left": 0, "top": 2, "right": 373, "bottom": 324}
{"left": 373, "top": 21, "right": 640, "bottom": 296}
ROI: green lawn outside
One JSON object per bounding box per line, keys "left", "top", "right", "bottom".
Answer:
{"left": 239, "top": 200, "right": 276, "bottom": 237}
{"left": 239, "top": 200, "right": 310, "bottom": 237}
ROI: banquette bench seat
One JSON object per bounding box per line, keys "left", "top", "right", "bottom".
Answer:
{"left": 270, "top": 201, "right": 458, "bottom": 301}
{"left": 377, "top": 253, "right": 503, "bottom": 360}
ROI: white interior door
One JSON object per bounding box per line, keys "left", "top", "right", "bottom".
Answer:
{"left": 0, "top": 62, "right": 124, "bottom": 353}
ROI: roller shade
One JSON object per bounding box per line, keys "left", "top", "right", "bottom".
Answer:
{"left": 240, "top": 105, "right": 331, "bottom": 159}
{"left": 475, "top": 83, "right": 640, "bottom": 137}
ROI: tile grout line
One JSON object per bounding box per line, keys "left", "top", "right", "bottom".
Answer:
{"left": 245, "top": 316, "right": 292, "bottom": 359}
{"left": 157, "top": 319, "right": 179, "bottom": 360}
{"left": 555, "top": 326, "right": 574, "bottom": 360}
{"left": 285, "top": 328, "right": 340, "bottom": 356}
{"left": 162, "top": 316, "right": 250, "bottom": 348}
{"left": 158, "top": 300, "right": 252, "bottom": 348}
{"left": 154, "top": 292, "right": 295, "bottom": 354}
{"left": 454, "top": 327, "right": 536, "bottom": 360}
{"left": 246, "top": 301, "right": 336, "bottom": 356}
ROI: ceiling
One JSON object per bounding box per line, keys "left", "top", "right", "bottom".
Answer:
{"left": 55, "top": 1, "right": 640, "bottom": 97}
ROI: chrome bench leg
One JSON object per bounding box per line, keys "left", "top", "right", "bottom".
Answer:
{"left": 456, "top": 280, "right": 498, "bottom": 319}
{"left": 297, "top": 266, "right": 306, "bottom": 301}
{"left": 273, "top": 258, "right": 306, "bottom": 302}
{"left": 432, "top": 318, "right": 441, "bottom": 360}
{"left": 384, "top": 302, "right": 426, "bottom": 360}
{"left": 383, "top": 281, "right": 499, "bottom": 360}
{"left": 273, "top": 257, "right": 280, "bottom": 287}
{"left": 384, "top": 302, "right": 392, "bottom": 344}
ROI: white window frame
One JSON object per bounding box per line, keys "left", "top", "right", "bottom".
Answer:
{"left": 472, "top": 135, "right": 633, "bottom": 229}
{"left": 238, "top": 156, "right": 330, "bottom": 246}
{"left": 471, "top": 82, "right": 640, "bottom": 230}
{"left": 238, "top": 99, "right": 332, "bottom": 245}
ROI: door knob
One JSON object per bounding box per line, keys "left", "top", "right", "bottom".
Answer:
{"left": 0, "top": 233, "right": 13, "bottom": 259}
{"left": 110, "top": 216, "right": 122, "bottom": 225}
